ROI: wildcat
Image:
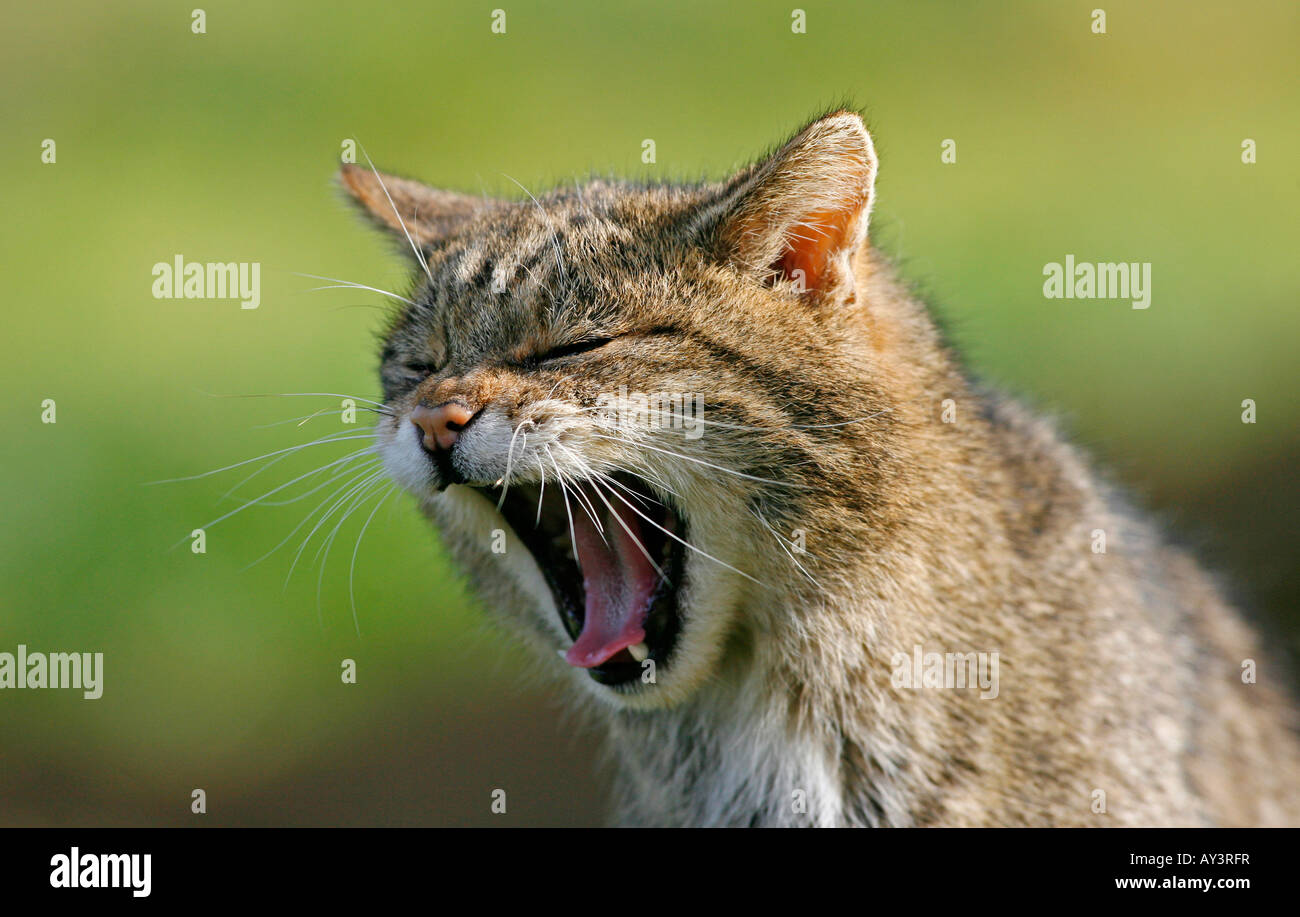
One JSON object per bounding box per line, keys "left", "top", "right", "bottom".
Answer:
{"left": 341, "top": 111, "right": 1300, "bottom": 826}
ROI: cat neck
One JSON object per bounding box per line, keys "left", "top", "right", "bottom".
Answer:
{"left": 602, "top": 593, "right": 912, "bottom": 827}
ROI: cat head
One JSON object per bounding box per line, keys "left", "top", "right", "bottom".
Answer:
{"left": 343, "top": 111, "right": 886, "bottom": 709}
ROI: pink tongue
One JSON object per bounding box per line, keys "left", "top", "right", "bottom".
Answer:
{"left": 563, "top": 494, "right": 658, "bottom": 668}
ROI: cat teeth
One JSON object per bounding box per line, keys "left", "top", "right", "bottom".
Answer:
{"left": 627, "top": 642, "right": 650, "bottom": 662}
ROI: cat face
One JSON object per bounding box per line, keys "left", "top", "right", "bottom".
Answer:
{"left": 346, "top": 111, "right": 879, "bottom": 708}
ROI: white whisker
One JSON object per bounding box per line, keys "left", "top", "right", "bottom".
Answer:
{"left": 590, "top": 432, "right": 807, "bottom": 489}
{"left": 315, "top": 474, "right": 388, "bottom": 627}
{"left": 584, "top": 473, "right": 666, "bottom": 583}
{"left": 241, "top": 461, "right": 381, "bottom": 570}
{"left": 175, "top": 449, "right": 374, "bottom": 548}
{"left": 252, "top": 451, "right": 376, "bottom": 506}
{"left": 754, "top": 509, "right": 821, "bottom": 589}
{"left": 579, "top": 404, "right": 890, "bottom": 432}
{"left": 253, "top": 408, "right": 391, "bottom": 430}
{"left": 292, "top": 271, "right": 418, "bottom": 308}
{"left": 199, "top": 390, "right": 392, "bottom": 409}
{"left": 221, "top": 439, "right": 376, "bottom": 500}
{"left": 535, "top": 455, "right": 547, "bottom": 529}
{"left": 577, "top": 457, "right": 766, "bottom": 589}
{"left": 545, "top": 446, "right": 581, "bottom": 566}
{"left": 358, "top": 143, "right": 436, "bottom": 285}
{"left": 495, "top": 420, "right": 533, "bottom": 511}
{"left": 147, "top": 431, "right": 373, "bottom": 486}
{"left": 284, "top": 467, "right": 386, "bottom": 586}
{"left": 348, "top": 486, "right": 396, "bottom": 637}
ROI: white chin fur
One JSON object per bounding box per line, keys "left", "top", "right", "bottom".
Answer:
{"left": 436, "top": 485, "right": 562, "bottom": 628}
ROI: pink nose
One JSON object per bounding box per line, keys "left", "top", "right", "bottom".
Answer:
{"left": 410, "top": 402, "right": 475, "bottom": 453}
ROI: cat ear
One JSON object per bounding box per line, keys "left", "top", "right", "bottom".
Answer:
{"left": 339, "top": 164, "right": 485, "bottom": 249}
{"left": 704, "top": 110, "right": 877, "bottom": 300}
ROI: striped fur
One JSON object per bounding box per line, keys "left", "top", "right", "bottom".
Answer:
{"left": 343, "top": 111, "right": 1300, "bottom": 826}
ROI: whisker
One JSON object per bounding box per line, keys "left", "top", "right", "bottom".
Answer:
{"left": 241, "top": 461, "right": 381, "bottom": 570}
{"left": 494, "top": 419, "right": 537, "bottom": 511}
{"left": 174, "top": 449, "right": 374, "bottom": 547}
{"left": 147, "top": 431, "right": 373, "bottom": 486}
{"left": 562, "top": 468, "right": 607, "bottom": 540}
{"left": 753, "top": 509, "right": 822, "bottom": 589}
{"left": 589, "top": 432, "right": 808, "bottom": 489}
{"left": 546, "top": 446, "right": 581, "bottom": 566}
{"left": 348, "top": 485, "right": 396, "bottom": 637}
{"left": 314, "top": 473, "right": 388, "bottom": 626}
{"left": 246, "top": 449, "right": 376, "bottom": 505}
{"left": 221, "top": 438, "right": 375, "bottom": 501}
{"left": 314, "top": 471, "right": 387, "bottom": 569}
{"left": 579, "top": 404, "right": 891, "bottom": 432}
{"left": 283, "top": 466, "right": 387, "bottom": 583}
{"left": 587, "top": 468, "right": 660, "bottom": 509}
{"left": 584, "top": 473, "right": 666, "bottom": 583}
{"left": 581, "top": 460, "right": 766, "bottom": 589}
{"left": 495, "top": 421, "right": 529, "bottom": 510}
{"left": 534, "top": 455, "right": 547, "bottom": 529}
{"left": 292, "top": 271, "right": 418, "bottom": 308}
{"left": 200, "top": 390, "right": 391, "bottom": 410}
{"left": 252, "top": 408, "right": 392, "bottom": 429}
{"left": 607, "top": 457, "right": 680, "bottom": 500}
{"left": 357, "top": 143, "right": 436, "bottom": 285}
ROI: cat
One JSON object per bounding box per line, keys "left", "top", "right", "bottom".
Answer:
{"left": 340, "top": 110, "right": 1300, "bottom": 826}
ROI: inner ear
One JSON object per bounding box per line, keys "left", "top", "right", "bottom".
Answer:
{"left": 706, "top": 111, "right": 877, "bottom": 300}
{"left": 772, "top": 202, "right": 864, "bottom": 293}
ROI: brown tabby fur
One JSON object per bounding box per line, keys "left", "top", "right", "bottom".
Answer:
{"left": 342, "top": 111, "right": 1300, "bottom": 826}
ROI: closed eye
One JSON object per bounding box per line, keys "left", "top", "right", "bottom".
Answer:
{"left": 534, "top": 336, "right": 616, "bottom": 363}
{"left": 401, "top": 359, "right": 441, "bottom": 378}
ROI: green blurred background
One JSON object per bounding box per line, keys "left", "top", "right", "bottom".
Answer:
{"left": 1, "top": 1, "right": 1296, "bottom": 826}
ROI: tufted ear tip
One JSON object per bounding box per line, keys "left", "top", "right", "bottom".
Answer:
{"left": 337, "top": 163, "right": 372, "bottom": 202}
{"left": 338, "top": 162, "right": 488, "bottom": 251}
{"left": 708, "top": 110, "right": 877, "bottom": 300}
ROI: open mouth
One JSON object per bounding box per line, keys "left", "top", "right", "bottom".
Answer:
{"left": 475, "top": 473, "right": 685, "bottom": 686}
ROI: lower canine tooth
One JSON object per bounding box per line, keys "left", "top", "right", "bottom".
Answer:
{"left": 627, "top": 642, "right": 649, "bottom": 662}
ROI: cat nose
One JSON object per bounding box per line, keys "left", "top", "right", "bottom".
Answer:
{"left": 411, "top": 402, "right": 476, "bottom": 453}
